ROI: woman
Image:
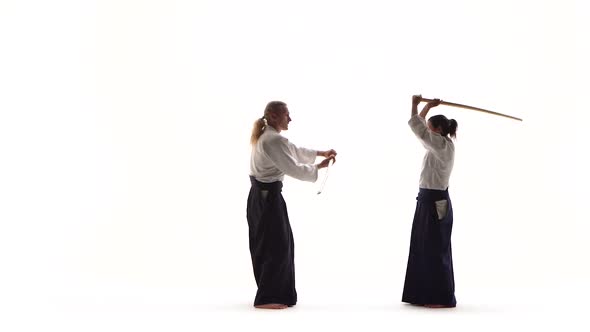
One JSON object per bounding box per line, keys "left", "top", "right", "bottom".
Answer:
{"left": 402, "top": 94, "right": 459, "bottom": 308}
{"left": 247, "top": 101, "right": 336, "bottom": 309}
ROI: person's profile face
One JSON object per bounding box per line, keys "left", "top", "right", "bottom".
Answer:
{"left": 276, "top": 106, "right": 291, "bottom": 131}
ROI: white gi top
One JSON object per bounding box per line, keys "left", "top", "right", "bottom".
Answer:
{"left": 408, "top": 114, "right": 455, "bottom": 190}
{"left": 250, "top": 126, "right": 319, "bottom": 183}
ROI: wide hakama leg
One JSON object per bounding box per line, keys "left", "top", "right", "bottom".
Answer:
{"left": 402, "top": 188, "right": 456, "bottom": 307}
{"left": 247, "top": 177, "right": 297, "bottom": 306}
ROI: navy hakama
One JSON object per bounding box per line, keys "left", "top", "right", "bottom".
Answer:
{"left": 402, "top": 188, "right": 456, "bottom": 307}
{"left": 246, "top": 176, "right": 297, "bottom": 306}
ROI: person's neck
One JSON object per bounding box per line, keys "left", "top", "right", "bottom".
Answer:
{"left": 269, "top": 124, "right": 281, "bottom": 133}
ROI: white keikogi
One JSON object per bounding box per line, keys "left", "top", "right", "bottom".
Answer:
{"left": 408, "top": 114, "right": 455, "bottom": 191}
{"left": 250, "top": 126, "right": 318, "bottom": 183}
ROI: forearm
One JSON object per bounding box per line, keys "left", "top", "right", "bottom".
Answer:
{"left": 317, "top": 149, "right": 336, "bottom": 158}
{"left": 292, "top": 145, "right": 317, "bottom": 164}
{"left": 411, "top": 103, "right": 419, "bottom": 117}
{"left": 419, "top": 105, "right": 431, "bottom": 118}
{"left": 268, "top": 145, "right": 319, "bottom": 182}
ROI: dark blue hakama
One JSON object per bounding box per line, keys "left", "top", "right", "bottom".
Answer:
{"left": 246, "top": 176, "right": 297, "bottom": 306}
{"left": 402, "top": 188, "right": 456, "bottom": 307}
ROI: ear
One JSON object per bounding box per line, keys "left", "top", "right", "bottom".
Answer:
{"left": 266, "top": 112, "right": 278, "bottom": 122}
{"left": 265, "top": 111, "right": 282, "bottom": 126}
{"left": 428, "top": 122, "right": 441, "bottom": 133}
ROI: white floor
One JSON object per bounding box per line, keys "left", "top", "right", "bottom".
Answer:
{"left": 2, "top": 283, "right": 586, "bottom": 332}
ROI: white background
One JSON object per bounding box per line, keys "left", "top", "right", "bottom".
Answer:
{"left": 1, "top": 0, "right": 589, "bottom": 331}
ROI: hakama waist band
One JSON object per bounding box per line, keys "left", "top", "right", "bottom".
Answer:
{"left": 249, "top": 176, "right": 283, "bottom": 191}
{"left": 417, "top": 187, "right": 450, "bottom": 202}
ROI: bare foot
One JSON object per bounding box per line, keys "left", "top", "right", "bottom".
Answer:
{"left": 254, "top": 303, "right": 288, "bottom": 309}
{"left": 424, "top": 304, "right": 454, "bottom": 308}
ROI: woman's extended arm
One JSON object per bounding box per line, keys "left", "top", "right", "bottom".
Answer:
{"left": 419, "top": 98, "right": 441, "bottom": 118}
{"left": 411, "top": 94, "right": 421, "bottom": 117}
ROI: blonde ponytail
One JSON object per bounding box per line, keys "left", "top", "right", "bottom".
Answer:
{"left": 250, "top": 117, "right": 266, "bottom": 145}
